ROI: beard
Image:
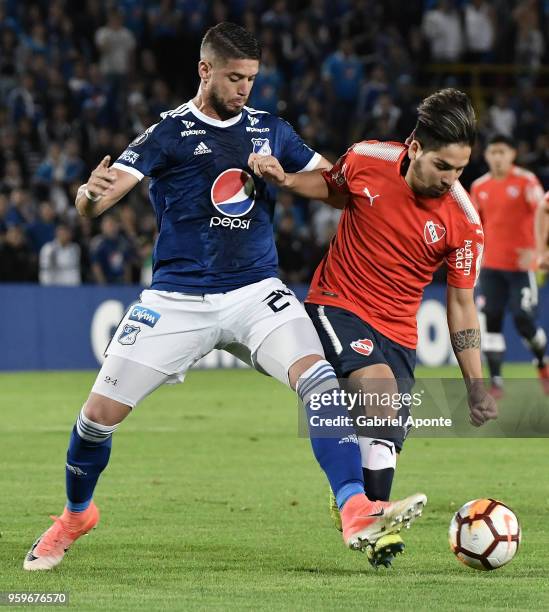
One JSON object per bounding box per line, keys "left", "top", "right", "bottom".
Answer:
{"left": 210, "top": 89, "right": 242, "bottom": 121}
{"left": 412, "top": 159, "right": 448, "bottom": 197}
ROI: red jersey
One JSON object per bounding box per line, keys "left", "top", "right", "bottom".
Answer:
{"left": 470, "top": 166, "right": 544, "bottom": 271}
{"left": 306, "top": 141, "right": 484, "bottom": 349}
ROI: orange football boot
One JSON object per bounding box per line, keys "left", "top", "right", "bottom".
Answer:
{"left": 24, "top": 502, "right": 99, "bottom": 570}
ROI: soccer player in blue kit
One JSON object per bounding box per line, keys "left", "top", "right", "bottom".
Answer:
{"left": 24, "top": 23, "right": 425, "bottom": 571}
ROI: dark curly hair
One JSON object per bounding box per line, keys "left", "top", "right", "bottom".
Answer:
{"left": 414, "top": 88, "right": 477, "bottom": 151}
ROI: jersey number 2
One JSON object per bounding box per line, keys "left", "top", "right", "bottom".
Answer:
{"left": 263, "top": 289, "right": 293, "bottom": 313}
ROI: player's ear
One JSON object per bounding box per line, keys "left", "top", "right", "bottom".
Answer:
{"left": 408, "top": 140, "right": 422, "bottom": 160}
{"left": 198, "top": 59, "right": 212, "bottom": 83}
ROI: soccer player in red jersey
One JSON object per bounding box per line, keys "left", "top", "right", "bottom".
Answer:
{"left": 249, "top": 89, "right": 498, "bottom": 561}
{"left": 470, "top": 134, "right": 549, "bottom": 397}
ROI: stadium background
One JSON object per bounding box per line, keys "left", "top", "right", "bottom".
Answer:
{"left": 1, "top": 0, "right": 548, "bottom": 368}
{"left": 1, "top": 3, "right": 549, "bottom": 609}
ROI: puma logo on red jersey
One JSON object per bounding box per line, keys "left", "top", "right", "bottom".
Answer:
{"left": 424, "top": 220, "right": 446, "bottom": 244}
{"left": 363, "top": 186, "right": 380, "bottom": 206}
{"left": 350, "top": 338, "right": 374, "bottom": 356}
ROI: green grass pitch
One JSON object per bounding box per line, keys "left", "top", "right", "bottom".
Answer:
{"left": 1, "top": 366, "right": 548, "bottom": 611}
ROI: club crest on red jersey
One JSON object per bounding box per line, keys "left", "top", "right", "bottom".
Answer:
{"left": 423, "top": 220, "right": 446, "bottom": 245}
{"left": 350, "top": 338, "right": 374, "bottom": 356}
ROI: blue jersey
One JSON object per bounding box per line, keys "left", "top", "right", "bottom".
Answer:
{"left": 112, "top": 100, "right": 320, "bottom": 293}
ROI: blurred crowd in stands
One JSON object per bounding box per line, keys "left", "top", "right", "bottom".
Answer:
{"left": 0, "top": 0, "right": 548, "bottom": 285}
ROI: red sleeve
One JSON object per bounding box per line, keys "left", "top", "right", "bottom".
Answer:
{"left": 321, "top": 147, "right": 357, "bottom": 194}
{"left": 525, "top": 175, "right": 545, "bottom": 208}
{"left": 446, "top": 222, "right": 484, "bottom": 289}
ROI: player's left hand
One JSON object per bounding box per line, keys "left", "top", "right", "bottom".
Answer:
{"left": 516, "top": 248, "right": 538, "bottom": 271}
{"left": 248, "top": 153, "right": 286, "bottom": 186}
{"left": 538, "top": 251, "right": 549, "bottom": 271}
{"left": 467, "top": 382, "right": 498, "bottom": 427}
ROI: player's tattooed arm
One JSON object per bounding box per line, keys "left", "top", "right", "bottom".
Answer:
{"left": 446, "top": 286, "right": 483, "bottom": 379}
{"left": 450, "top": 328, "right": 481, "bottom": 353}
{"left": 447, "top": 286, "right": 497, "bottom": 426}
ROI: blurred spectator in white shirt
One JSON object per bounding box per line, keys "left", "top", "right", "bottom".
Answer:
{"left": 39, "top": 224, "right": 81, "bottom": 286}
{"left": 513, "top": 0, "right": 545, "bottom": 72}
{"left": 422, "top": 0, "right": 464, "bottom": 62}
{"left": 95, "top": 10, "right": 136, "bottom": 77}
{"left": 486, "top": 94, "right": 516, "bottom": 137}
{"left": 464, "top": 0, "right": 496, "bottom": 62}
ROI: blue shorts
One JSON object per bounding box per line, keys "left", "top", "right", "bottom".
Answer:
{"left": 305, "top": 303, "right": 417, "bottom": 450}
{"left": 478, "top": 268, "right": 539, "bottom": 321}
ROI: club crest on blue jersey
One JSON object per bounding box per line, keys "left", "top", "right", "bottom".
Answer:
{"left": 118, "top": 324, "right": 141, "bottom": 345}
{"left": 129, "top": 123, "right": 158, "bottom": 148}
{"left": 128, "top": 306, "right": 161, "bottom": 327}
{"left": 251, "top": 138, "right": 271, "bottom": 156}
{"left": 210, "top": 169, "right": 255, "bottom": 218}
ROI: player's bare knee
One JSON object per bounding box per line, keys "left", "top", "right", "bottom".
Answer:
{"left": 288, "top": 354, "right": 324, "bottom": 389}
{"left": 349, "top": 363, "right": 396, "bottom": 386}
{"left": 83, "top": 393, "right": 131, "bottom": 426}
{"left": 349, "top": 364, "right": 398, "bottom": 419}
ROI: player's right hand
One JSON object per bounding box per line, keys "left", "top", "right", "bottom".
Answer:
{"left": 516, "top": 248, "right": 538, "bottom": 271}
{"left": 467, "top": 383, "right": 498, "bottom": 427}
{"left": 539, "top": 251, "right": 549, "bottom": 272}
{"left": 248, "top": 153, "right": 286, "bottom": 186}
{"left": 86, "top": 155, "right": 117, "bottom": 198}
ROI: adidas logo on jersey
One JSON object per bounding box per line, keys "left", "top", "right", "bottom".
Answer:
{"left": 194, "top": 142, "right": 212, "bottom": 155}
{"left": 181, "top": 120, "right": 195, "bottom": 129}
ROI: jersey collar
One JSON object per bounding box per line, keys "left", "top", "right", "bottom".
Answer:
{"left": 187, "top": 99, "right": 243, "bottom": 128}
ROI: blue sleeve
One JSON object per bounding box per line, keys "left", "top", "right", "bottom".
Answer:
{"left": 112, "top": 119, "right": 172, "bottom": 180}
{"left": 277, "top": 119, "right": 320, "bottom": 173}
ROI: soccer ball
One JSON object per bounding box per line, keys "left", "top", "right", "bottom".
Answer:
{"left": 448, "top": 498, "right": 521, "bottom": 570}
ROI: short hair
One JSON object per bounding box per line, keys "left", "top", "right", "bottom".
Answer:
{"left": 414, "top": 88, "right": 476, "bottom": 151}
{"left": 201, "top": 22, "right": 261, "bottom": 62}
{"left": 487, "top": 133, "right": 516, "bottom": 149}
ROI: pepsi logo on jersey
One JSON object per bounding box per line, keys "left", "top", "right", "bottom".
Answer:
{"left": 210, "top": 169, "right": 255, "bottom": 230}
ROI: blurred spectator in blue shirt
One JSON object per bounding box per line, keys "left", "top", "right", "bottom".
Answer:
{"left": 0, "top": 160, "right": 25, "bottom": 194}
{"left": 0, "top": 194, "right": 8, "bottom": 236}
{"left": 322, "top": 39, "right": 363, "bottom": 104}
{"left": 5, "top": 188, "right": 34, "bottom": 226}
{"left": 0, "top": 224, "right": 37, "bottom": 282}
{"left": 26, "top": 201, "right": 57, "bottom": 253}
{"left": 248, "top": 47, "right": 282, "bottom": 114}
{"left": 90, "top": 215, "right": 132, "bottom": 284}
{"left": 6, "top": 74, "right": 37, "bottom": 123}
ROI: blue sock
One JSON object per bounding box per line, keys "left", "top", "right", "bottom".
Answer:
{"left": 297, "top": 360, "right": 364, "bottom": 509}
{"left": 65, "top": 409, "right": 117, "bottom": 512}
